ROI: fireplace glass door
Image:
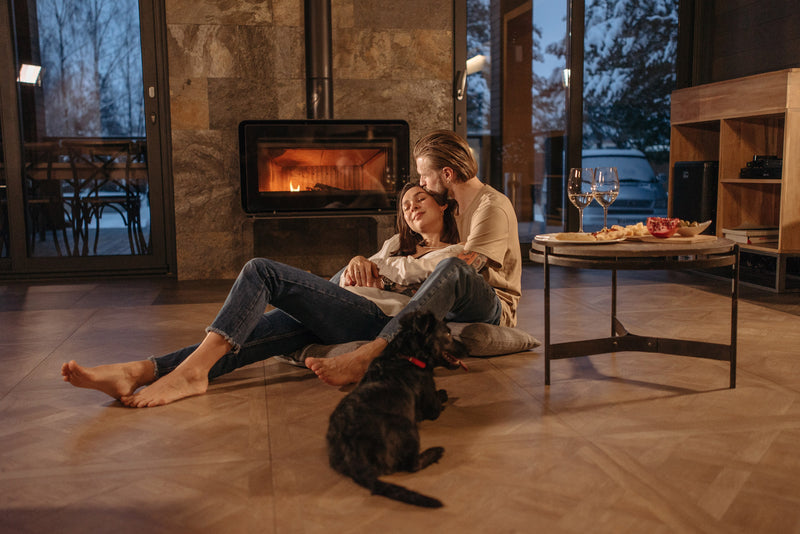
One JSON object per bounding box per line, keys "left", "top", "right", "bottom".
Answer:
{"left": 239, "top": 120, "right": 409, "bottom": 214}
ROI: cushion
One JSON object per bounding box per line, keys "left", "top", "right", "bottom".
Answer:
{"left": 278, "top": 323, "right": 539, "bottom": 367}
{"left": 446, "top": 322, "right": 540, "bottom": 357}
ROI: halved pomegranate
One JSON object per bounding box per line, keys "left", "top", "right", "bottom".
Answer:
{"left": 646, "top": 217, "right": 681, "bottom": 238}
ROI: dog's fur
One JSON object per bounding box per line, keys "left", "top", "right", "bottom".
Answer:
{"left": 326, "top": 311, "right": 468, "bottom": 508}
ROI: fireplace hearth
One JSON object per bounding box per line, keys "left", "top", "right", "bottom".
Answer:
{"left": 239, "top": 119, "right": 410, "bottom": 214}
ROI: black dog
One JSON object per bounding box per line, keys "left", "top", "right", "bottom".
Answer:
{"left": 326, "top": 311, "right": 469, "bottom": 508}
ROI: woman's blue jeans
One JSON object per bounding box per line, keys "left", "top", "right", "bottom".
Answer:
{"left": 151, "top": 258, "right": 390, "bottom": 379}
{"left": 151, "top": 256, "right": 501, "bottom": 380}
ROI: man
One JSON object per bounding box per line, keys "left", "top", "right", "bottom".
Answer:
{"left": 306, "top": 129, "right": 522, "bottom": 385}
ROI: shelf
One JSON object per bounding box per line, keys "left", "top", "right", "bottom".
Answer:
{"left": 739, "top": 243, "right": 780, "bottom": 254}
{"left": 721, "top": 178, "right": 781, "bottom": 184}
{"left": 669, "top": 69, "right": 800, "bottom": 292}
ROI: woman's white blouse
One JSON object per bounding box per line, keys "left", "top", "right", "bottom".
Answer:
{"left": 340, "top": 234, "right": 463, "bottom": 316}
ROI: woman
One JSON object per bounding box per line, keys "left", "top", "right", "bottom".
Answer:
{"left": 61, "top": 184, "right": 462, "bottom": 407}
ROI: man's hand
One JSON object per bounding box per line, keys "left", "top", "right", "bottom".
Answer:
{"left": 458, "top": 250, "right": 489, "bottom": 273}
{"left": 344, "top": 256, "right": 383, "bottom": 287}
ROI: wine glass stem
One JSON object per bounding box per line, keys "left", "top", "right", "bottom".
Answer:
{"left": 579, "top": 208, "right": 584, "bottom": 233}
{"left": 603, "top": 207, "right": 608, "bottom": 229}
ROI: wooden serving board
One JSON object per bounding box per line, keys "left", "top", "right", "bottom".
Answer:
{"left": 627, "top": 234, "right": 717, "bottom": 244}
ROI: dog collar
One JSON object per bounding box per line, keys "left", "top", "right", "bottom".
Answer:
{"left": 406, "top": 356, "right": 427, "bottom": 369}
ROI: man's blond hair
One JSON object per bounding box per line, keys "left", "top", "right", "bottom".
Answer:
{"left": 413, "top": 130, "right": 478, "bottom": 183}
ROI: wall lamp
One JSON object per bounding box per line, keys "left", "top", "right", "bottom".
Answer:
{"left": 18, "top": 64, "right": 42, "bottom": 85}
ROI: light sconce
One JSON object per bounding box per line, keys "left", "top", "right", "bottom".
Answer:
{"left": 466, "top": 54, "right": 488, "bottom": 75}
{"left": 562, "top": 68, "right": 571, "bottom": 88}
{"left": 18, "top": 64, "right": 42, "bottom": 85}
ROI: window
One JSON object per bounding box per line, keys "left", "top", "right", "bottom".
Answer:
{"left": 465, "top": 0, "right": 678, "bottom": 237}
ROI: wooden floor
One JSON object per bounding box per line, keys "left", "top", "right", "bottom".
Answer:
{"left": 1, "top": 265, "right": 799, "bottom": 533}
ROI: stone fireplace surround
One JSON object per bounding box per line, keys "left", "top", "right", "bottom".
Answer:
{"left": 166, "top": 0, "right": 453, "bottom": 279}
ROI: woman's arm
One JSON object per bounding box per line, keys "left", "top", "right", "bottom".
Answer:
{"left": 379, "top": 244, "right": 464, "bottom": 289}
{"left": 343, "top": 255, "right": 382, "bottom": 287}
{"left": 341, "top": 234, "right": 400, "bottom": 288}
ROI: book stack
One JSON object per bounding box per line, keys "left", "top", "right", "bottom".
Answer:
{"left": 722, "top": 225, "right": 779, "bottom": 245}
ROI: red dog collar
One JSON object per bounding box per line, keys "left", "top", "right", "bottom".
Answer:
{"left": 406, "top": 356, "right": 427, "bottom": 369}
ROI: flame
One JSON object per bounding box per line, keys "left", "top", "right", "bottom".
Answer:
{"left": 289, "top": 181, "right": 301, "bottom": 192}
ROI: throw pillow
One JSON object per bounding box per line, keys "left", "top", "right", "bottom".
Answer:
{"left": 278, "top": 323, "right": 539, "bottom": 366}
{"left": 446, "top": 322, "right": 541, "bottom": 357}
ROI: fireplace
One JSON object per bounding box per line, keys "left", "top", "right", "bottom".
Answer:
{"left": 239, "top": 119, "right": 410, "bottom": 214}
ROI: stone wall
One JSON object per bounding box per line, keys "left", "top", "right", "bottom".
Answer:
{"left": 164, "top": 0, "right": 454, "bottom": 279}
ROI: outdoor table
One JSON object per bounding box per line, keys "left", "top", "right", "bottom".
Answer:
{"left": 529, "top": 235, "right": 739, "bottom": 388}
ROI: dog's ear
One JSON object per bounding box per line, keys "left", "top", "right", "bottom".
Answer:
{"left": 409, "top": 311, "right": 439, "bottom": 335}
{"left": 399, "top": 311, "right": 436, "bottom": 333}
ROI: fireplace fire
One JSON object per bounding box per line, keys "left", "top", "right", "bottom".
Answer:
{"left": 239, "top": 120, "right": 409, "bottom": 214}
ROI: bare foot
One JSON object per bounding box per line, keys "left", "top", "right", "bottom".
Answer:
{"left": 305, "top": 338, "right": 387, "bottom": 386}
{"left": 119, "top": 331, "right": 231, "bottom": 408}
{"left": 120, "top": 366, "right": 209, "bottom": 408}
{"left": 61, "top": 360, "right": 154, "bottom": 400}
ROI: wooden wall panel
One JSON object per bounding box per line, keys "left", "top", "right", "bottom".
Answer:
{"left": 693, "top": 0, "right": 800, "bottom": 85}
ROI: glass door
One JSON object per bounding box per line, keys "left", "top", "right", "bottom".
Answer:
{"left": 0, "top": 0, "right": 172, "bottom": 275}
{"left": 464, "top": 0, "right": 678, "bottom": 237}
{"left": 580, "top": 0, "right": 677, "bottom": 231}
{"left": 465, "top": 0, "right": 569, "bottom": 240}
{"left": 0, "top": 123, "right": 7, "bottom": 260}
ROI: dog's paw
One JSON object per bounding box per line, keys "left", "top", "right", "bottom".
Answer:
{"left": 437, "top": 389, "right": 448, "bottom": 403}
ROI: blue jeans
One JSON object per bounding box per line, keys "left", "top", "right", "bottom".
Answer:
{"left": 151, "top": 256, "right": 501, "bottom": 380}
{"left": 151, "top": 258, "right": 390, "bottom": 379}
{"left": 378, "top": 256, "right": 502, "bottom": 340}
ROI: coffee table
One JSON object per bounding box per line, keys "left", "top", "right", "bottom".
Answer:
{"left": 529, "top": 235, "right": 739, "bottom": 388}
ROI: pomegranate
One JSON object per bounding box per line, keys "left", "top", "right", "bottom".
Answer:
{"left": 646, "top": 217, "right": 681, "bottom": 238}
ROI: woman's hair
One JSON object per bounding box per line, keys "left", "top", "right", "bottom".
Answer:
{"left": 412, "top": 129, "right": 478, "bottom": 183}
{"left": 393, "top": 182, "right": 459, "bottom": 256}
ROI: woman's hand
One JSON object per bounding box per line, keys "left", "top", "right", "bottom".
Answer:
{"left": 343, "top": 256, "right": 383, "bottom": 288}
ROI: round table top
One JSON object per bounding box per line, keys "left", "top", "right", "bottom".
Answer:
{"left": 530, "top": 235, "right": 735, "bottom": 258}
{"left": 529, "top": 235, "right": 737, "bottom": 270}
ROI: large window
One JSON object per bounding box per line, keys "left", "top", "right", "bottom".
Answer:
{"left": 465, "top": 0, "right": 678, "bottom": 237}
{"left": 0, "top": 0, "right": 171, "bottom": 276}
{"left": 581, "top": 0, "right": 676, "bottom": 228}
{"left": 0, "top": 118, "right": 6, "bottom": 259}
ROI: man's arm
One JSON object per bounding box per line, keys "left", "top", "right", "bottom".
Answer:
{"left": 457, "top": 250, "right": 489, "bottom": 273}
{"left": 380, "top": 275, "right": 423, "bottom": 297}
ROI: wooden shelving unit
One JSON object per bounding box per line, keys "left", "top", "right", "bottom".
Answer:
{"left": 669, "top": 69, "right": 800, "bottom": 291}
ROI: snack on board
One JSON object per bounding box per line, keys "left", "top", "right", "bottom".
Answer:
{"left": 593, "top": 227, "right": 626, "bottom": 240}
{"left": 554, "top": 222, "right": 652, "bottom": 242}
{"left": 555, "top": 232, "right": 597, "bottom": 241}
{"left": 593, "top": 223, "right": 649, "bottom": 240}
{"left": 621, "top": 222, "right": 649, "bottom": 236}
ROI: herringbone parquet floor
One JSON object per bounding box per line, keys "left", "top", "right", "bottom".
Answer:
{"left": 1, "top": 266, "right": 799, "bottom": 533}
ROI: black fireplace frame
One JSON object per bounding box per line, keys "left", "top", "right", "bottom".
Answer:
{"left": 238, "top": 119, "right": 410, "bottom": 214}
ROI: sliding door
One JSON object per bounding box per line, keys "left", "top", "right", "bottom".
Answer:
{"left": 0, "top": 0, "right": 173, "bottom": 276}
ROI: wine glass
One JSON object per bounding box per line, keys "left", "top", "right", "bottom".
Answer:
{"left": 567, "top": 167, "right": 595, "bottom": 233}
{"left": 593, "top": 166, "right": 620, "bottom": 229}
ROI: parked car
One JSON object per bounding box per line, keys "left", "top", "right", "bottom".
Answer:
{"left": 581, "top": 148, "right": 667, "bottom": 229}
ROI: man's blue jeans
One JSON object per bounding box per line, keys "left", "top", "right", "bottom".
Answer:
{"left": 151, "top": 256, "right": 501, "bottom": 380}
{"left": 378, "top": 256, "right": 502, "bottom": 341}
